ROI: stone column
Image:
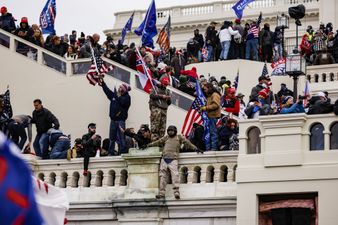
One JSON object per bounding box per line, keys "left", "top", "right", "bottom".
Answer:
{"left": 122, "top": 147, "right": 162, "bottom": 199}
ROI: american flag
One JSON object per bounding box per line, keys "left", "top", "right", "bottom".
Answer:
{"left": 181, "top": 96, "right": 204, "bottom": 137}
{"left": 86, "top": 52, "right": 113, "bottom": 86}
{"left": 181, "top": 82, "right": 210, "bottom": 147}
{"left": 156, "top": 15, "right": 171, "bottom": 54}
{"left": 201, "top": 46, "right": 208, "bottom": 62}
{"left": 261, "top": 63, "right": 269, "bottom": 77}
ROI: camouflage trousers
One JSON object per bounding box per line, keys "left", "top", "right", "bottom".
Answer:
{"left": 150, "top": 106, "right": 167, "bottom": 141}
{"left": 159, "top": 159, "right": 179, "bottom": 196}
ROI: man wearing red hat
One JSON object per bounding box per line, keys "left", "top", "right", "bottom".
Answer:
{"left": 149, "top": 77, "right": 172, "bottom": 141}
{"left": 14, "top": 17, "right": 33, "bottom": 54}
{"left": 0, "top": 6, "right": 16, "bottom": 33}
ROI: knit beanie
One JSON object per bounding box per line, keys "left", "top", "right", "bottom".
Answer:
{"left": 119, "top": 83, "right": 131, "bottom": 93}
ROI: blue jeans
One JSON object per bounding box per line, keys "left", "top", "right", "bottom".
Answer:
{"left": 273, "top": 43, "right": 283, "bottom": 61}
{"left": 33, "top": 133, "right": 49, "bottom": 158}
{"left": 207, "top": 45, "right": 214, "bottom": 62}
{"left": 50, "top": 139, "right": 70, "bottom": 159}
{"left": 245, "top": 38, "right": 259, "bottom": 60}
{"left": 109, "top": 120, "right": 126, "bottom": 155}
{"left": 206, "top": 118, "right": 219, "bottom": 150}
{"left": 220, "top": 41, "right": 231, "bottom": 60}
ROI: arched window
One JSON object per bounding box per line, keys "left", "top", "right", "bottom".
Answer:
{"left": 330, "top": 122, "right": 338, "bottom": 150}
{"left": 247, "top": 127, "right": 261, "bottom": 154}
{"left": 310, "top": 123, "right": 324, "bottom": 151}
{"left": 180, "top": 167, "right": 188, "bottom": 184}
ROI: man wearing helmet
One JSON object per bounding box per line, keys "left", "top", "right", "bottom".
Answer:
{"left": 149, "top": 77, "right": 171, "bottom": 141}
{"left": 147, "top": 125, "right": 199, "bottom": 200}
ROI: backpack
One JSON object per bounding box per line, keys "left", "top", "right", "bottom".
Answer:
{"left": 262, "top": 31, "right": 272, "bottom": 45}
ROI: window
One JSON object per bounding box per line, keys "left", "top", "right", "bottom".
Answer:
{"left": 310, "top": 123, "right": 324, "bottom": 150}
{"left": 247, "top": 127, "right": 261, "bottom": 154}
{"left": 330, "top": 122, "right": 338, "bottom": 150}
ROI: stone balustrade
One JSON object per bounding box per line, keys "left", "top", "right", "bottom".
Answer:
{"left": 111, "top": 0, "right": 319, "bottom": 30}
{"left": 238, "top": 114, "right": 338, "bottom": 169}
{"left": 25, "top": 147, "right": 238, "bottom": 201}
{"left": 306, "top": 64, "right": 338, "bottom": 83}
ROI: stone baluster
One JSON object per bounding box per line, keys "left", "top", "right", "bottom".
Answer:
{"left": 214, "top": 168, "right": 221, "bottom": 183}
{"left": 54, "top": 172, "right": 61, "bottom": 187}
{"left": 200, "top": 167, "right": 206, "bottom": 184}
{"left": 227, "top": 164, "right": 235, "bottom": 182}
{"left": 187, "top": 168, "right": 194, "bottom": 184}
{"left": 76, "top": 174, "right": 83, "bottom": 188}
{"left": 102, "top": 169, "right": 109, "bottom": 187}
{"left": 90, "top": 170, "right": 97, "bottom": 187}
{"left": 66, "top": 173, "right": 73, "bottom": 188}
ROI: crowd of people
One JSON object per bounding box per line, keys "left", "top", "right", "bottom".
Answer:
{"left": 2, "top": 5, "right": 338, "bottom": 200}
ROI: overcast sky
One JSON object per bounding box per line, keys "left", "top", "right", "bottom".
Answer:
{"left": 1, "top": 0, "right": 214, "bottom": 38}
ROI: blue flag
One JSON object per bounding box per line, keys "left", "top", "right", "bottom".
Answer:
{"left": 195, "top": 81, "right": 210, "bottom": 150}
{"left": 232, "top": 0, "right": 255, "bottom": 19}
{"left": 134, "top": 0, "right": 157, "bottom": 48}
{"left": 0, "top": 132, "right": 44, "bottom": 225}
{"left": 39, "top": 0, "right": 57, "bottom": 35}
{"left": 118, "top": 12, "right": 134, "bottom": 46}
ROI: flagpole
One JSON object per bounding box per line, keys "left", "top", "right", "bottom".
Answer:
{"left": 89, "top": 42, "right": 99, "bottom": 74}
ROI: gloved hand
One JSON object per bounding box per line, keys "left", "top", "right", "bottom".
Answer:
{"left": 199, "top": 106, "right": 207, "bottom": 112}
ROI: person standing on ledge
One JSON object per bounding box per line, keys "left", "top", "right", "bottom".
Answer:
{"left": 147, "top": 125, "right": 199, "bottom": 200}
{"left": 149, "top": 77, "right": 171, "bottom": 142}
{"left": 101, "top": 80, "right": 131, "bottom": 156}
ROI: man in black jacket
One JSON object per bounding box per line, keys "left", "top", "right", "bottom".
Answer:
{"left": 0, "top": 6, "right": 16, "bottom": 33}
{"left": 102, "top": 80, "right": 131, "bottom": 155}
{"left": 32, "top": 99, "right": 59, "bottom": 159}
{"left": 82, "top": 123, "right": 101, "bottom": 175}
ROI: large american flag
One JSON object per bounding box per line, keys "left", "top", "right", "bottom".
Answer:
{"left": 181, "top": 96, "right": 204, "bottom": 137}
{"left": 156, "top": 15, "right": 171, "bottom": 54}
{"left": 86, "top": 49, "right": 113, "bottom": 86}
{"left": 181, "top": 81, "right": 210, "bottom": 145}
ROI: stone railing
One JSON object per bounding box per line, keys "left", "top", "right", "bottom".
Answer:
{"left": 26, "top": 148, "right": 238, "bottom": 201}
{"left": 0, "top": 28, "right": 195, "bottom": 111}
{"left": 111, "top": 0, "right": 319, "bottom": 30}
{"left": 306, "top": 64, "right": 338, "bottom": 83}
{"left": 238, "top": 114, "right": 338, "bottom": 168}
